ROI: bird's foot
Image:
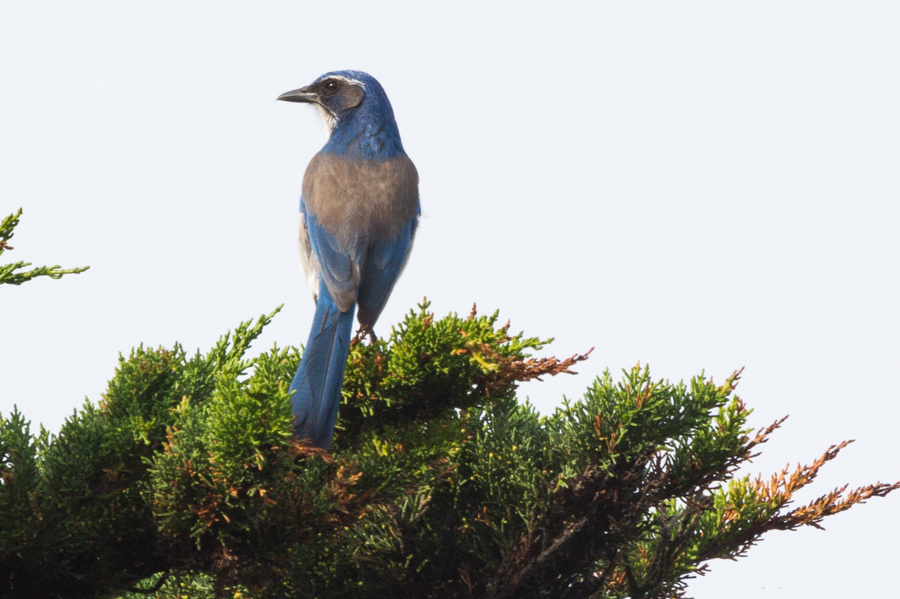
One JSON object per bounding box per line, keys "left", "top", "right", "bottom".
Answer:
{"left": 352, "top": 325, "right": 378, "bottom": 346}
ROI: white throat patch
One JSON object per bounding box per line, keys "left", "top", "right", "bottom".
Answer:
{"left": 315, "top": 104, "right": 337, "bottom": 134}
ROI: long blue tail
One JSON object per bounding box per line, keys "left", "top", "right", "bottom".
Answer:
{"left": 289, "top": 281, "right": 356, "bottom": 450}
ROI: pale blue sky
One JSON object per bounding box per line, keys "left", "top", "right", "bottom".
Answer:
{"left": 2, "top": 2, "right": 898, "bottom": 596}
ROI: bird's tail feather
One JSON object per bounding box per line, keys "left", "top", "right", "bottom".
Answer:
{"left": 289, "top": 285, "right": 356, "bottom": 450}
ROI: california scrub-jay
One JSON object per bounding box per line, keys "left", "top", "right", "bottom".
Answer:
{"left": 278, "top": 71, "right": 419, "bottom": 450}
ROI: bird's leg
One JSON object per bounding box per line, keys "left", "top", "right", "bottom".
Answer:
{"left": 352, "top": 324, "right": 378, "bottom": 345}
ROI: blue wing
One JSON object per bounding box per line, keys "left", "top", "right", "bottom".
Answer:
{"left": 357, "top": 211, "right": 419, "bottom": 328}
{"left": 301, "top": 198, "right": 363, "bottom": 312}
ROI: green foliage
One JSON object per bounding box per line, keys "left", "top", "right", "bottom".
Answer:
{"left": 0, "top": 209, "right": 89, "bottom": 285}
{"left": 1, "top": 301, "right": 897, "bottom": 599}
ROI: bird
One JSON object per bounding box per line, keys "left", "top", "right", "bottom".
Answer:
{"left": 278, "top": 71, "right": 419, "bottom": 450}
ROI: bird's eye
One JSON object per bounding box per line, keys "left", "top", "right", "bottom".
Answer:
{"left": 323, "top": 80, "right": 340, "bottom": 94}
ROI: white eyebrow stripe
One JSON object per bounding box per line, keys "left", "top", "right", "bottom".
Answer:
{"left": 324, "top": 75, "right": 366, "bottom": 89}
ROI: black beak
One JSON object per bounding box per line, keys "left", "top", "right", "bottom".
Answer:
{"left": 277, "top": 87, "right": 318, "bottom": 103}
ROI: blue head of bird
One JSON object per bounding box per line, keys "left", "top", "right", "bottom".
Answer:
{"left": 278, "top": 70, "right": 404, "bottom": 159}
